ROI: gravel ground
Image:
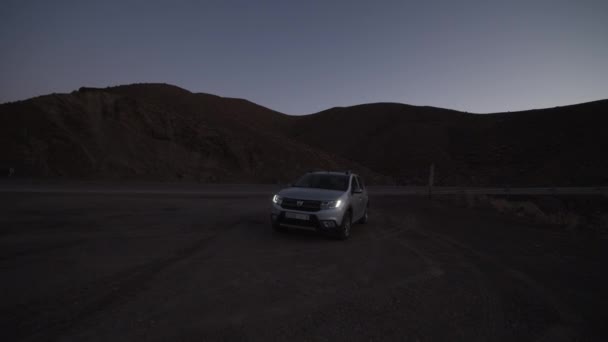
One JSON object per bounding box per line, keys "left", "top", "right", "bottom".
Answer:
{"left": 1, "top": 187, "right": 606, "bottom": 341}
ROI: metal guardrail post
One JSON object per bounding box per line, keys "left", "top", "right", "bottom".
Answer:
{"left": 428, "top": 163, "right": 434, "bottom": 199}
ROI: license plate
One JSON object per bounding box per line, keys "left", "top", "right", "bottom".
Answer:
{"left": 285, "top": 212, "right": 310, "bottom": 221}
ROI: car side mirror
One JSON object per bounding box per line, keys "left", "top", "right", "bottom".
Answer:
{"left": 353, "top": 188, "right": 362, "bottom": 194}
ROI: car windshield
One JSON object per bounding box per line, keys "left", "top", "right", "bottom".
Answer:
{"left": 293, "top": 173, "right": 349, "bottom": 191}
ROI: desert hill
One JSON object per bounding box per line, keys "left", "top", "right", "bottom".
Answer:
{"left": 0, "top": 84, "right": 386, "bottom": 183}
{"left": 1, "top": 83, "right": 607, "bottom": 185}
{"left": 291, "top": 100, "right": 608, "bottom": 185}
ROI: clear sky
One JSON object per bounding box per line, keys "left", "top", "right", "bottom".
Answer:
{"left": 1, "top": 0, "right": 607, "bottom": 114}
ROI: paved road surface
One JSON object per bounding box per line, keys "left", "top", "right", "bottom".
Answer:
{"left": 0, "top": 181, "right": 606, "bottom": 196}
{"left": 1, "top": 186, "right": 606, "bottom": 341}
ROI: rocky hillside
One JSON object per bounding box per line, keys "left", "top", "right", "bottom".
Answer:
{"left": 0, "top": 84, "right": 387, "bottom": 183}
{"left": 1, "top": 83, "right": 606, "bottom": 185}
{"left": 291, "top": 100, "right": 608, "bottom": 186}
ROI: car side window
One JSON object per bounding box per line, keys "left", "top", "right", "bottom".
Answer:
{"left": 356, "top": 176, "right": 365, "bottom": 190}
{"left": 351, "top": 176, "right": 361, "bottom": 192}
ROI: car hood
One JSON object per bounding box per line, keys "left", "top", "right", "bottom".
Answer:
{"left": 278, "top": 187, "right": 344, "bottom": 201}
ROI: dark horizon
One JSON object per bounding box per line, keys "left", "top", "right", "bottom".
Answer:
{"left": 2, "top": 82, "right": 607, "bottom": 116}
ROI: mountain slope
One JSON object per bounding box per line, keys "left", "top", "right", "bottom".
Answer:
{"left": 0, "top": 84, "right": 387, "bottom": 183}
{"left": 291, "top": 100, "right": 608, "bottom": 185}
{"left": 1, "top": 83, "right": 607, "bottom": 186}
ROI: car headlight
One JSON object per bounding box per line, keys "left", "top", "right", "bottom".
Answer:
{"left": 272, "top": 194, "right": 282, "bottom": 205}
{"left": 321, "top": 199, "right": 342, "bottom": 210}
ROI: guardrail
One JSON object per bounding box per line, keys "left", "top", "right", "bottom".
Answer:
{"left": 367, "top": 186, "right": 608, "bottom": 196}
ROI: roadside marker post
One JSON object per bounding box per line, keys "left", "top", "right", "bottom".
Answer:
{"left": 428, "top": 163, "right": 435, "bottom": 199}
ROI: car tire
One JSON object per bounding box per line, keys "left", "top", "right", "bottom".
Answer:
{"left": 338, "top": 210, "right": 352, "bottom": 240}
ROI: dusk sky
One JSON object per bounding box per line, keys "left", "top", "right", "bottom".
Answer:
{"left": 1, "top": 0, "right": 607, "bottom": 114}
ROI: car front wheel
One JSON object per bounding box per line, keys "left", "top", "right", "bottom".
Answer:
{"left": 338, "top": 211, "right": 352, "bottom": 240}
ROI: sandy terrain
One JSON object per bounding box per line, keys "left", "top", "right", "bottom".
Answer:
{"left": 1, "top": 185, "right": 607, "bottom": 341}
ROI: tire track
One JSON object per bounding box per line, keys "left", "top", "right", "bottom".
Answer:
{"left": 10, "top": 226, "right": 227, "bottom": 342}
{"left": 0, "top": 238, "right": 87, "bottom": 263}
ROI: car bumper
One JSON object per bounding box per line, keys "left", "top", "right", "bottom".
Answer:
{"left": 271, "top": 204, "right": 345, "bottom": 232}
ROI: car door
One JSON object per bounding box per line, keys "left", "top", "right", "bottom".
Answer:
{"left": 350, "top": 176, "right": 364, "bottom": 221}
{"left": 356, "top": 176, "right": 368, "bottom": 213}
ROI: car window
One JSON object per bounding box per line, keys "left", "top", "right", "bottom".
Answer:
{"left": 293, "top": 173, "right": 349, "bottom": 191}
{"left": 351, "top": 176, "right": 361, "bottom": 192}
{"left": 356, "top": 176, "right": 365, "bottom": 190}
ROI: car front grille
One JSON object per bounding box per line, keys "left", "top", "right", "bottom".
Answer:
{"left": 281, "top": 198, "right": 321, "bottom": 212}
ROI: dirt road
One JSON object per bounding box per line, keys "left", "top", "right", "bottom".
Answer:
{"left": 1, "top": 188, "right": 606, "bottom": 341}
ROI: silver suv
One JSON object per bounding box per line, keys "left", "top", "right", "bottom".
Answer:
{"left": 270, "top": 171, "right": 369, "bottom": 239}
